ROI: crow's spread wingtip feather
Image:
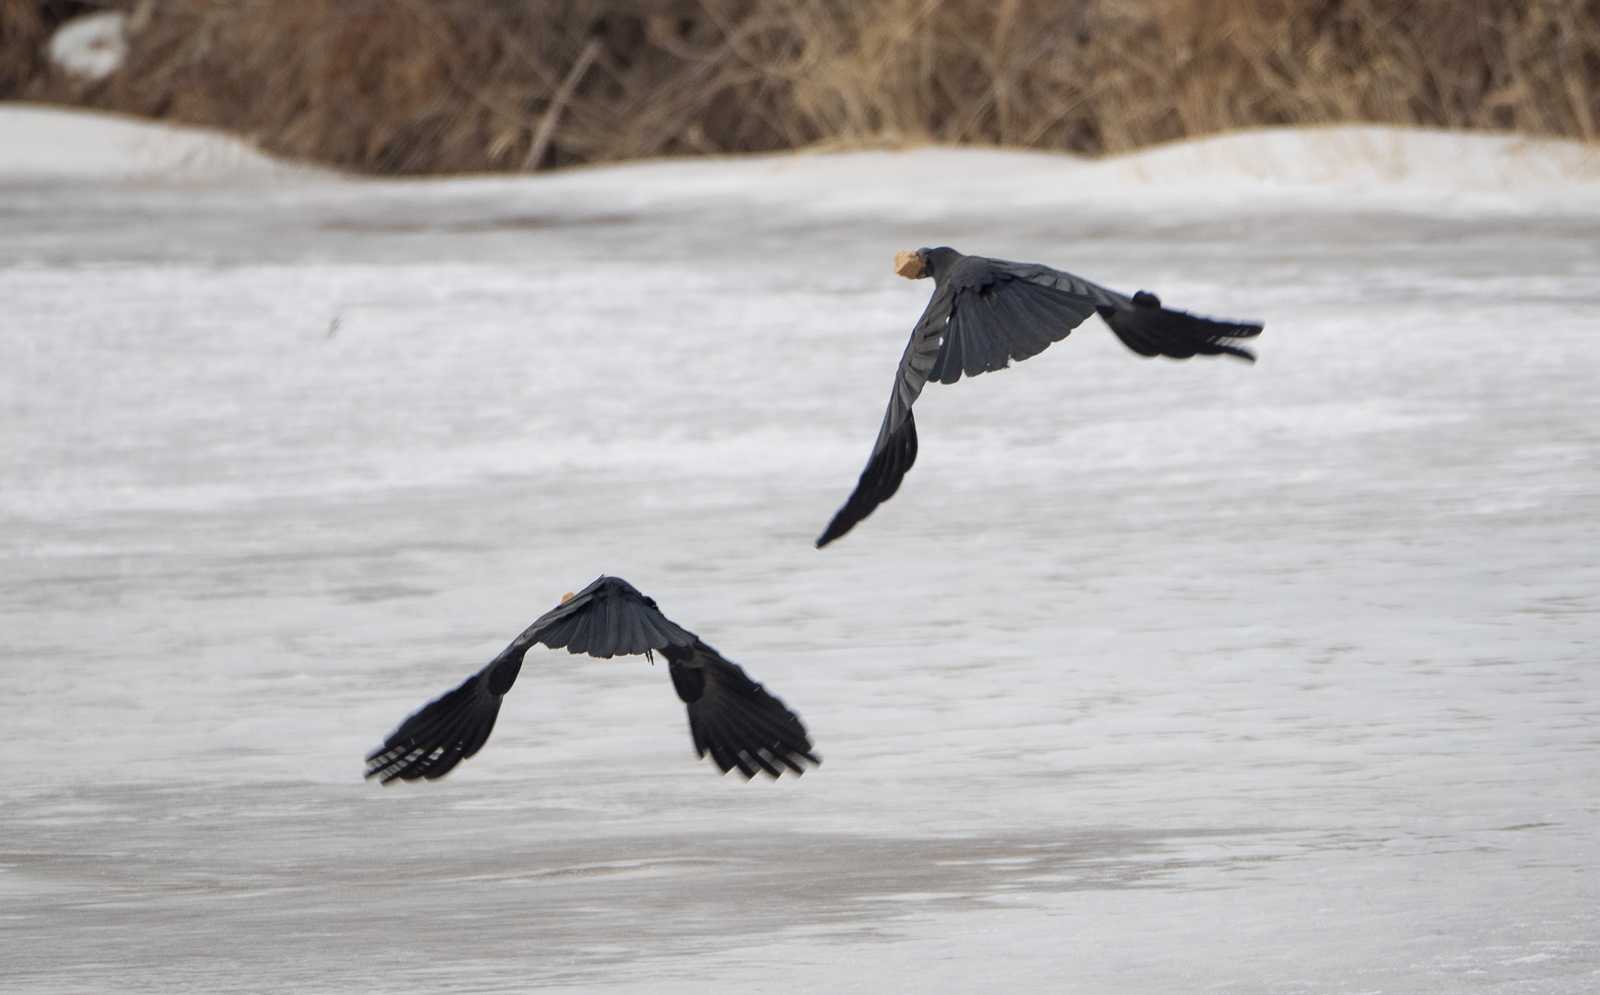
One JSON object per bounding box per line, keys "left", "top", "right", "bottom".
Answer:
{"left": 666, "top": 641, "right": 820, "bottom": 779}
{"left": 816, "top": 410, "right": 918, "bottom": 548}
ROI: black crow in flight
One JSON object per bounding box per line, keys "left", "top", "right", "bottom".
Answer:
{"left": 365, "top": 576, "right": 819, "bottom": 783}
{"left": 816, "top": 247, "right": 1263, "bottom": 547}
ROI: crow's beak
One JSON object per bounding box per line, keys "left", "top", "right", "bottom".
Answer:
{"left": 894, "top": 250, "right": 926, "bottom": 280}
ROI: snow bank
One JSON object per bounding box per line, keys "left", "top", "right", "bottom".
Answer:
{"left": 0, "top": 103, "right": 328, "bottom": 183}
{"left": 1102, "top": 123, "right": 1600, "bottom": 190}
{"left": 2, "top": 102, "right": 1596, "bottom": 207}
{"left": 451, "top": 124, "right": 1600, "bottom": 218}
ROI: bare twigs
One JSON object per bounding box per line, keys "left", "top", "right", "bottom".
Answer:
{"left": 522, "top": 37, "right": 601, "bottom": 172}
{"left": 20, "top": 0, "right": 1598, "bottom": 175}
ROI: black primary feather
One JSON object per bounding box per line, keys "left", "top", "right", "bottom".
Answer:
{"left": 815, "top": 409, "right": 917, "bottom": 548}
{"left": 364, "top": 672, "right": 504, "bottom": 783}
{"left": 816, "top": 246, "right": 1261, "bottom": 547}
{"left": 364, "top": 576, "right": 815, "bottom": 784}
{"left": 663, "top": 641, "right": 819, "bottom": 780}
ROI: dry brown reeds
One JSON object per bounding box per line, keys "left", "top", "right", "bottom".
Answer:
{"left": 10, "top": 0, "right": 1600, "bottom": 173}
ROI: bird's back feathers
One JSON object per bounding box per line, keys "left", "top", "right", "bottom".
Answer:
{"left": 508, "top": 575, "right": 697, "bottom": 660}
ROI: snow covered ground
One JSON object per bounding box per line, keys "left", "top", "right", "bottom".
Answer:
{"left": 2, "top": 105, "right": 1598, "bottom": 993}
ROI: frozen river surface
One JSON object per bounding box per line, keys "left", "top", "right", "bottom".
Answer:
{"left": 3, "top": 110, "right": 1599, "bottom": 993}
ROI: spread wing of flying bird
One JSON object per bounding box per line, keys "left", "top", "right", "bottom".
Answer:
{"left": 364, "top": 575, "right": 819, "bottom": 783}
{"left": 815, "top": 246, "right": 1263, "bottom": 548}
{"left": 663, "top": 640, "right": 818, "bottom": 779}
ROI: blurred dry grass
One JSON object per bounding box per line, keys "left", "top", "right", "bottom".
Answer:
{"left": 6, "top": 0, "right": 1599, "bottom": 173}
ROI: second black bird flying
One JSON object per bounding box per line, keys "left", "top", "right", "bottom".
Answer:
{"left": 366, "top": 576, "right": 819, "bottom": 783}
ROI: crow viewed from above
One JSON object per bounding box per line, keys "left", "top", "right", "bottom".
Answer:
{"left": 815, "top": 247, "right": 1264, "bottom": 548}
{"left": 365, "top": 576, "right": 819, "bottom": 783}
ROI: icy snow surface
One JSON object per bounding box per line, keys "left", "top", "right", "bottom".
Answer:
{"left": 3, "top": 108, "right": 1599, "bottom": 993}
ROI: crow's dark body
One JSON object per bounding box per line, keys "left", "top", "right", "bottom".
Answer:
{"left": 816, "top": 247, "right": 1262, "bottom": 547}
{"left": 365, "top": 576, "right": 818, "bottom": 783}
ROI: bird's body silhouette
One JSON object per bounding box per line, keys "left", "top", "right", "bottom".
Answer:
{"left": 365, "top": 576, "right": 818, "bottom": 783}
{"left": 816, "top": 247, "right": 1264, "bottom": 547}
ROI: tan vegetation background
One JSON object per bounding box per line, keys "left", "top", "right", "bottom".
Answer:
{"left": 5, "top": 0, "right": 1599, "bottom": 174}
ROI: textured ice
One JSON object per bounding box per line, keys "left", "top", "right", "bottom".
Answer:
{"left": 2, "top": 108, "right": 1598, "bottom": 993}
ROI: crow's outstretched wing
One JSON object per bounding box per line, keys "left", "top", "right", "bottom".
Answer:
{"left": 363, "top": 666, "right": 507, "bottom": 783}
{"left": 926, "top": 255, "right": 1102, "bottom": 383}
{"left": 988, "top": 259, "right": 1262, "bottom": 361}
{"left": 814, "top": 407, "right": 919, "bottom": 549}
{"left": 364, "top": 576, "right": 698, "bottom": 784}
{"left": 664, "top": 641, "right": 819, "bottom": 779}
{"left": 816, "top": 250, "right": 1098, "bottom": 547}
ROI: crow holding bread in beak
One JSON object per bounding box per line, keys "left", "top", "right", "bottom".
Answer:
{"left": 816, "top": 247, "right": 1263, "bottom": 548}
